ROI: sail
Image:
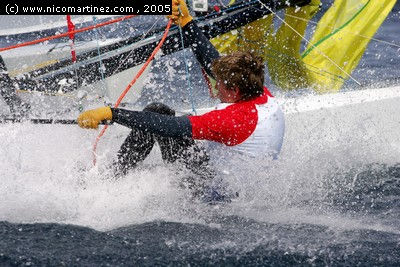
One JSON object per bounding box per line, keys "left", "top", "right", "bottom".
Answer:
{"left": 264, "top": 0, "right": 321, "bottom": 90}
{"left": 209, "top": 0, "right": 320, "bottom": 89}
{"left": 210, "top": 0, "right": 396, "bottom": 92}
{"left": 302, "top": 0, "right": 397, "bottom": 92}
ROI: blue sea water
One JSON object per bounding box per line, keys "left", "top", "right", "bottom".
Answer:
{"left": 1, "top": 2, "right": 400, "bottom": 266}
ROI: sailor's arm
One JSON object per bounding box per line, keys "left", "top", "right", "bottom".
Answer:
{"left": 77, "top": 106, "right": 192, "bottom": 138}
{"left": 111, "top": 108, "right": 192, "bottom": 138}
{"left": 77, "top": 106, "right": 255, "bottom": 145}
{"left": 168, "top": 0, "right": 219, "bottom": 78}
{"left": 182, "top": 22, "right": 219, "bottom": 78}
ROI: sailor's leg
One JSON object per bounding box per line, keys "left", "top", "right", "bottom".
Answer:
{"left": 143, "top": 103, "right": 210, "bottom": 171}
{"left": 113, "top": 102, "right": 175, "bottom": 176}
{"left": 156, "top": 135, "right": 209, "bottom": 169}
{"left": 156, "top": 135, "right": 215, "bottom": 197}
{"left": 157, "top": 134, "right": 237, "bottom": 202}
{"left": 157, "top": 135, "right": 234, "bottom": 202}
{"left": 140, "top": 102, "right": 215, "bottom": 195}
{"left": 114, "top": 128, "right": 155, "bottom": 175}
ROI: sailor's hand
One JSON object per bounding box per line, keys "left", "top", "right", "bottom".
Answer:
{"left": 167, "top": 0, "right": 193, "bottom": 27}
{"left": 77, "top": 106, "right": 112, "bottom": 129}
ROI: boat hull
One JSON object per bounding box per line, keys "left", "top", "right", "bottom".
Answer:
{"left": 282, "top": 87, "right": 400, "bottom": 164}
{"left": 185, "top": 86, "right": 400, "bottom": 163}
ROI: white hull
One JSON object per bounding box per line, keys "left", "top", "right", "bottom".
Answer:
{"left": 188, "top": 86, "right": 400, "bottom": 162}
{"left": 281, "top": 86, "right": 400, "bottom": 163}
{"left": 1, "top": 85, "right": 399, "bottom": 168}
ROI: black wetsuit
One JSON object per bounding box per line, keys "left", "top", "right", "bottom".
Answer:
{"left": 112, "top": 22, "right": 221, "bottom": 197}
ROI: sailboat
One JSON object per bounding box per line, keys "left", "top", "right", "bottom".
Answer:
{"left": 0, "top": 0, "right": 399, "bottom": 159}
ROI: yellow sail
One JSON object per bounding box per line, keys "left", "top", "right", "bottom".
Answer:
{"left": 302, "top": 0, "right": 396, "bottom": 92}
{"left": 265, "top": 0, "right": 321, "bottom": 90}
{"left": 210, "top": 0, "right": 396, "bottom": 93}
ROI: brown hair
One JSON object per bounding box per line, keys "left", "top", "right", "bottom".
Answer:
{"left": 211, "top": 51, "right": 264, "bottom": 101}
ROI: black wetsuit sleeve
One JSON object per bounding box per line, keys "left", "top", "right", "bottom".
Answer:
{"left": 182, "top": 21, "right": 220, "bottom": 78}
{"left": 111, "top": 108, "right": 192, "bottom": 139}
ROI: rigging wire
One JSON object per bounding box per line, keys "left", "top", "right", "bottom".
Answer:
{"left": 66, "top": 15, "right": 81, "bottom": 100}
{"left": 92, "top": 15, "right": 110, "bottom": 103}
{"left": 232, "top": 32, "right": 348, "bottom": 83}
{"left": 248, "top": 4, "right": 400, "bottom": 49}
{"left": 92, "top": 19, "right": 173, "bottom": 166}
{"left": 66, "top": 15, "right": 77, "bottom": 63}
{"left": 178, "top": 8, "right": 197, "bottom": 114}
{"left": 283, "top": 13, "right": 400, "bottom": 49}
{"left": 256, "top": 0, "right": 362, "bottom": 86}
{"left": 110, "top": 16, "right": 163, "bottom": 79}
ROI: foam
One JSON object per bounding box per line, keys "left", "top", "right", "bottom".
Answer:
{"left": 0, "top": 86, "right": 399, "bottom": 232}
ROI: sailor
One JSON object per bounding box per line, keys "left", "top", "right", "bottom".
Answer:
{"left": 77, "top": 0, "right": 285, "bottom": 201}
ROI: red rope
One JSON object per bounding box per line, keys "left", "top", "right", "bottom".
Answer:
{"left": 66, "top": 15, "right": 77, "bottom": 63}
{"left": 92, "top": 19, "right": 173, "bottom": 166}
{"left": 0, "top": 15, "right": 136, "bottom": 53}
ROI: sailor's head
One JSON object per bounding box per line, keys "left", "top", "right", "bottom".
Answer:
{"left": 211, "top": 51, "right": 264, "bottom": 103}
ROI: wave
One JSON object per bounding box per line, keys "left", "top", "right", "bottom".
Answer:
{"left": 1, "top": 87, "right": 399, "bottom": 233}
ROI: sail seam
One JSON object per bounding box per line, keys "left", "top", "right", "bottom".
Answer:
{"left": 301, "top": 0, "right": 371, "bottom": 58}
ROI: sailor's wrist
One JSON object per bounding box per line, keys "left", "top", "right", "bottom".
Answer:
{"left": 182, "top": 20, "right": 195, "bottom": 30}
{"left": 110, "top": 108, "right": 118, "bottom": 121}
{"left": 181, "top": 15, "right": 193, "bottom": 27}
{"left": 181, "top": 20, "right": 200, "bottom": 43}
